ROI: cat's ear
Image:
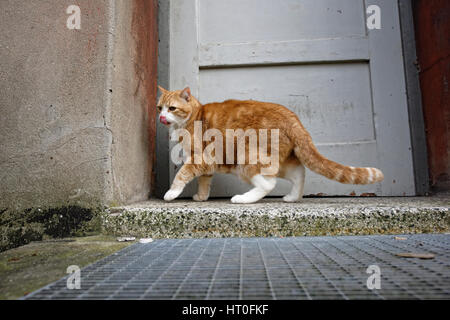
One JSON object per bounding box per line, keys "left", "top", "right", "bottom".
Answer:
{"left": 158, "top": 85, "right": 168, "bottom": 93}
{"left": 180, "top": 87, "right": 191, "bottom": 102}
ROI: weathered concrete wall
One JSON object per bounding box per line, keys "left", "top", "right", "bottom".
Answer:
{"left": 0, "top": 0, "right": 112, "bottom": 211}
{"left": 109, "top": 0, "right": 157, "bottom": 205}
{"left": 0, "top": 0, "right": 157, "bottom": 211}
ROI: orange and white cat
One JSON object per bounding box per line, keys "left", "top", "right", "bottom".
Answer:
{"left": 157, "top": 86, "right": 384, "bottom": 204}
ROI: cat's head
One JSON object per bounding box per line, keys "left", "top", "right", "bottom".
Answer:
{"left": 156, "top": 86, "right": 196, "bottom": 127}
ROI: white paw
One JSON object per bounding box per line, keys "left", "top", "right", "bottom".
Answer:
{"left": 283, "top": 195, "right": 300, "bottom": 202}
{"left": 164, "top": 188, "right": 182, "bottom": 201}
{"left": 231, "top": 194, "right": 256, "bottom": 204}
{"left": 193, "top": 193, "right": 208, "bottom": 202}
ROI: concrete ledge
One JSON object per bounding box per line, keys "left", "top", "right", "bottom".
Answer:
{"left": 102, "top": 197, "right": 450, "bottom": 238}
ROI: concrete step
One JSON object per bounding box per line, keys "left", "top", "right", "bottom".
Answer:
{"left": 102, "top": 196, "right": 450, "bottom": 238}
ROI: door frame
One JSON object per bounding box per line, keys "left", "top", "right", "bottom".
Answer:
{"left": 398, "top": 0, "right": 430, "bottom": 195}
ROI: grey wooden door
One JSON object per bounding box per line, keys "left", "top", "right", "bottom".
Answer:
{"left": 168, "top": 0, "right": 416, "bottom": 197}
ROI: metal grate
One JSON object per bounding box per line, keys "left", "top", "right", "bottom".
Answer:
{"left": 24, "top": 234, "right": 450, "bottom": 300}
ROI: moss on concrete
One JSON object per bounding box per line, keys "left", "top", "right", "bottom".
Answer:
{"left": 0, "top": 206, "right": 104, "bottom": 252}
{"left": 101, "top": 198, "right": 450, "bottom": 239}
{"left": 0, "top": 235, "right": 131, "bottom": 300}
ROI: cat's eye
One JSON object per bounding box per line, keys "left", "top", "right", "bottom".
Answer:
{"left": 156, "top": 105, "right": 162, "bottom": 112}
{"left": 168, "top": 106, "right": 176, "bottom": 111}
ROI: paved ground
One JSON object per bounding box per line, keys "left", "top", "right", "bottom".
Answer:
{"left": 103, "top": 196, "right": 450, "bottom": 238}
{"left": 0, "top": 235, "right": 131, "bottom": 300}
{"left": 25, "top": 233, "right": 450, "bottom": 300}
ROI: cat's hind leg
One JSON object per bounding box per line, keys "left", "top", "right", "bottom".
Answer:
{"left": 282, "top": 164, "right": 305, "bottom": 202}
{"left": 231, "top": 174, "right": 276, "bottom": 204}
{"left": 193, "top": 175, "right": 213, "bottom": 201}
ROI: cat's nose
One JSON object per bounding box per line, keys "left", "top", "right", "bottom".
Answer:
{"left": 159, "top": 115, "right": 168, "bottom": 125}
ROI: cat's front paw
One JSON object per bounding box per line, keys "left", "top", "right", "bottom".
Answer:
{"left": 193, "top": 193, "right": 208, "bottom": 202}
{"left": 164, "top": 188, "right": 182, "bottom": 201}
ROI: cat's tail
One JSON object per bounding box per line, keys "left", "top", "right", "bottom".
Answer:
{"left": 289, "top": 123, "right": 384, "bottom": 185}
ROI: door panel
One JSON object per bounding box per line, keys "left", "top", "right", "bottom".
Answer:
{"left": 169, "top": 0, "right": 415, "bottom": 197}
{"left": 199, "top": 63, "right": 374, "bottom": 144}
{"left": 199, "top": 0, "right": 366, "bottom": 42}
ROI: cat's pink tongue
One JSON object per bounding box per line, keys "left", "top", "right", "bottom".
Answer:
{"left": 159, "top": 116, "right": 169, "bottom": 125}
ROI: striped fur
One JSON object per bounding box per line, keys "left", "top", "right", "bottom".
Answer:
{"left": 288, "top": 123, "right": 384, "bottom": 185}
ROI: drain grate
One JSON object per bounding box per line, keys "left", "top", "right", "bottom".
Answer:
{"left": 24, "top": 234, "right": 450, "bottom": 300}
